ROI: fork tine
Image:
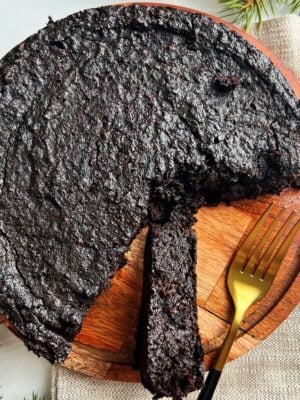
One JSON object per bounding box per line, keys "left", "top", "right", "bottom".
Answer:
{"left": 243, "top": 207, "right": 286, "bottom": 275}
{"left": 233, "top": 203, "right": 275, "bottom": 270}
{"left": 261, "top": 218, "right": 300, "bottom": 281}
{"left": 255, "top": 211, "right": 296, "bottom": 277}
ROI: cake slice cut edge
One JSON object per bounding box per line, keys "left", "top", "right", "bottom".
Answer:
{"left": 136, "top": 221, "right": 204, "bottom": 399}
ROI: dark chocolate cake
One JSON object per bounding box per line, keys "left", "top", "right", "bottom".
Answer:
{"left": 0, "top": 4, "right": 299, "bottom": 369}
{"left": 137, "top": 222, "right": 204, "bottom": 399}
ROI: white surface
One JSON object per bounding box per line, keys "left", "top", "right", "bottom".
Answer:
{"left": 0, "top": 325, "right": 51, "bottom": 400}
{"left": 0, "top": 1, "right": 287, "bottom": 399}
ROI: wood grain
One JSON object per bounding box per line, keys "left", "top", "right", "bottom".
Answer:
{"left": 63, "top": 189, "right": 299, "bottom": 380}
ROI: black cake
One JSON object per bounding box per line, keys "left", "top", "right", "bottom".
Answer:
{"left": 137, "top": 221, "right": 204, "bottom": 399}
{"left": 0, "top": 3, "right": 299, "bottom": 393}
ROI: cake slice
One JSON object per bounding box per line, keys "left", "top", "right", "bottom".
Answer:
{"left": 136, "top": 221, "right": 204, "bottom": 399}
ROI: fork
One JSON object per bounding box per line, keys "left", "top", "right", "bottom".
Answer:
{"left": 198, "top": 203, "right": 300, "bottom": 400}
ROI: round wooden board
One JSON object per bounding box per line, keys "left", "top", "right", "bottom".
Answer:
{"left": 61, "top": 4, "right": 300, "bottom": 381}
{"left": 64, "top": 3, "right": 300, "bottom": 382}
{"left": 2, "top": 2, "right": 300, "bottom": 385}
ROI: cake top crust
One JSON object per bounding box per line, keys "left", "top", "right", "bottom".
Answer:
{"left": 0, "top": 5, "right": 299, "bottom": 362}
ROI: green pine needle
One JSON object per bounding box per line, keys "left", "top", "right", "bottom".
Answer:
{"left": 289, "top": 0, "right": 300, "bottom": 12}
{"left": 219, "top": 0, "right": 300, "bottom": 30}
{"left": 24, "top": 392, "right": 49, "bottom": 400}
{"left": 0, "top": 390, "right": 48, "bottom": 400}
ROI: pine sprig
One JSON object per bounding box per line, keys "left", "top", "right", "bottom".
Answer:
{"left": 24, "top": 392, "right": 49, "bottom": 400}
{"left": 219, "top": 0, "right": 300, "bottom": 30}
{"left": 0, "top": 390, "right": 48, "bottom": 400}
{"left": 289, "top": 0, "right": 300, "bottom": 12}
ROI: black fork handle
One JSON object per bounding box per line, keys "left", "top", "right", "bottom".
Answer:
{"left": 197, "top": 369, "right": 222, "bottom": 400}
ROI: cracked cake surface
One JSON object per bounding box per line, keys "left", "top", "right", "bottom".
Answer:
{"left": 0, "top": 4, "right": 299, "bottom": 364}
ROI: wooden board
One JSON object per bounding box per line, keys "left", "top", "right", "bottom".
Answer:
{"left": 62, "top": 4, "right": 300, "bottom": 381}
{"left": 2, "top": 3, "right": 300, "bottom": 385}
{"left": 62, "top": 189, "right": 300, "bottom": 382}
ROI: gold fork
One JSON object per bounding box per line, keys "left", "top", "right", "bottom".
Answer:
{"left": 198, "top": 203, "right": 300, "bottom": 400}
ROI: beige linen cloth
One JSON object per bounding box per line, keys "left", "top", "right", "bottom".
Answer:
{"left": 52, "top": 15, "right": 300, "bottom": 400}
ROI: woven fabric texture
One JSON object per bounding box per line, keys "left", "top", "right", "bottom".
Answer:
{"left": 249, "top": 14, "right": 300, "bottom": 80}
{"left": 52, "top": 14, "right": 300, "bottom": 400}
{"left": 249, "top": 15, "right": 300, "bottom": 80}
